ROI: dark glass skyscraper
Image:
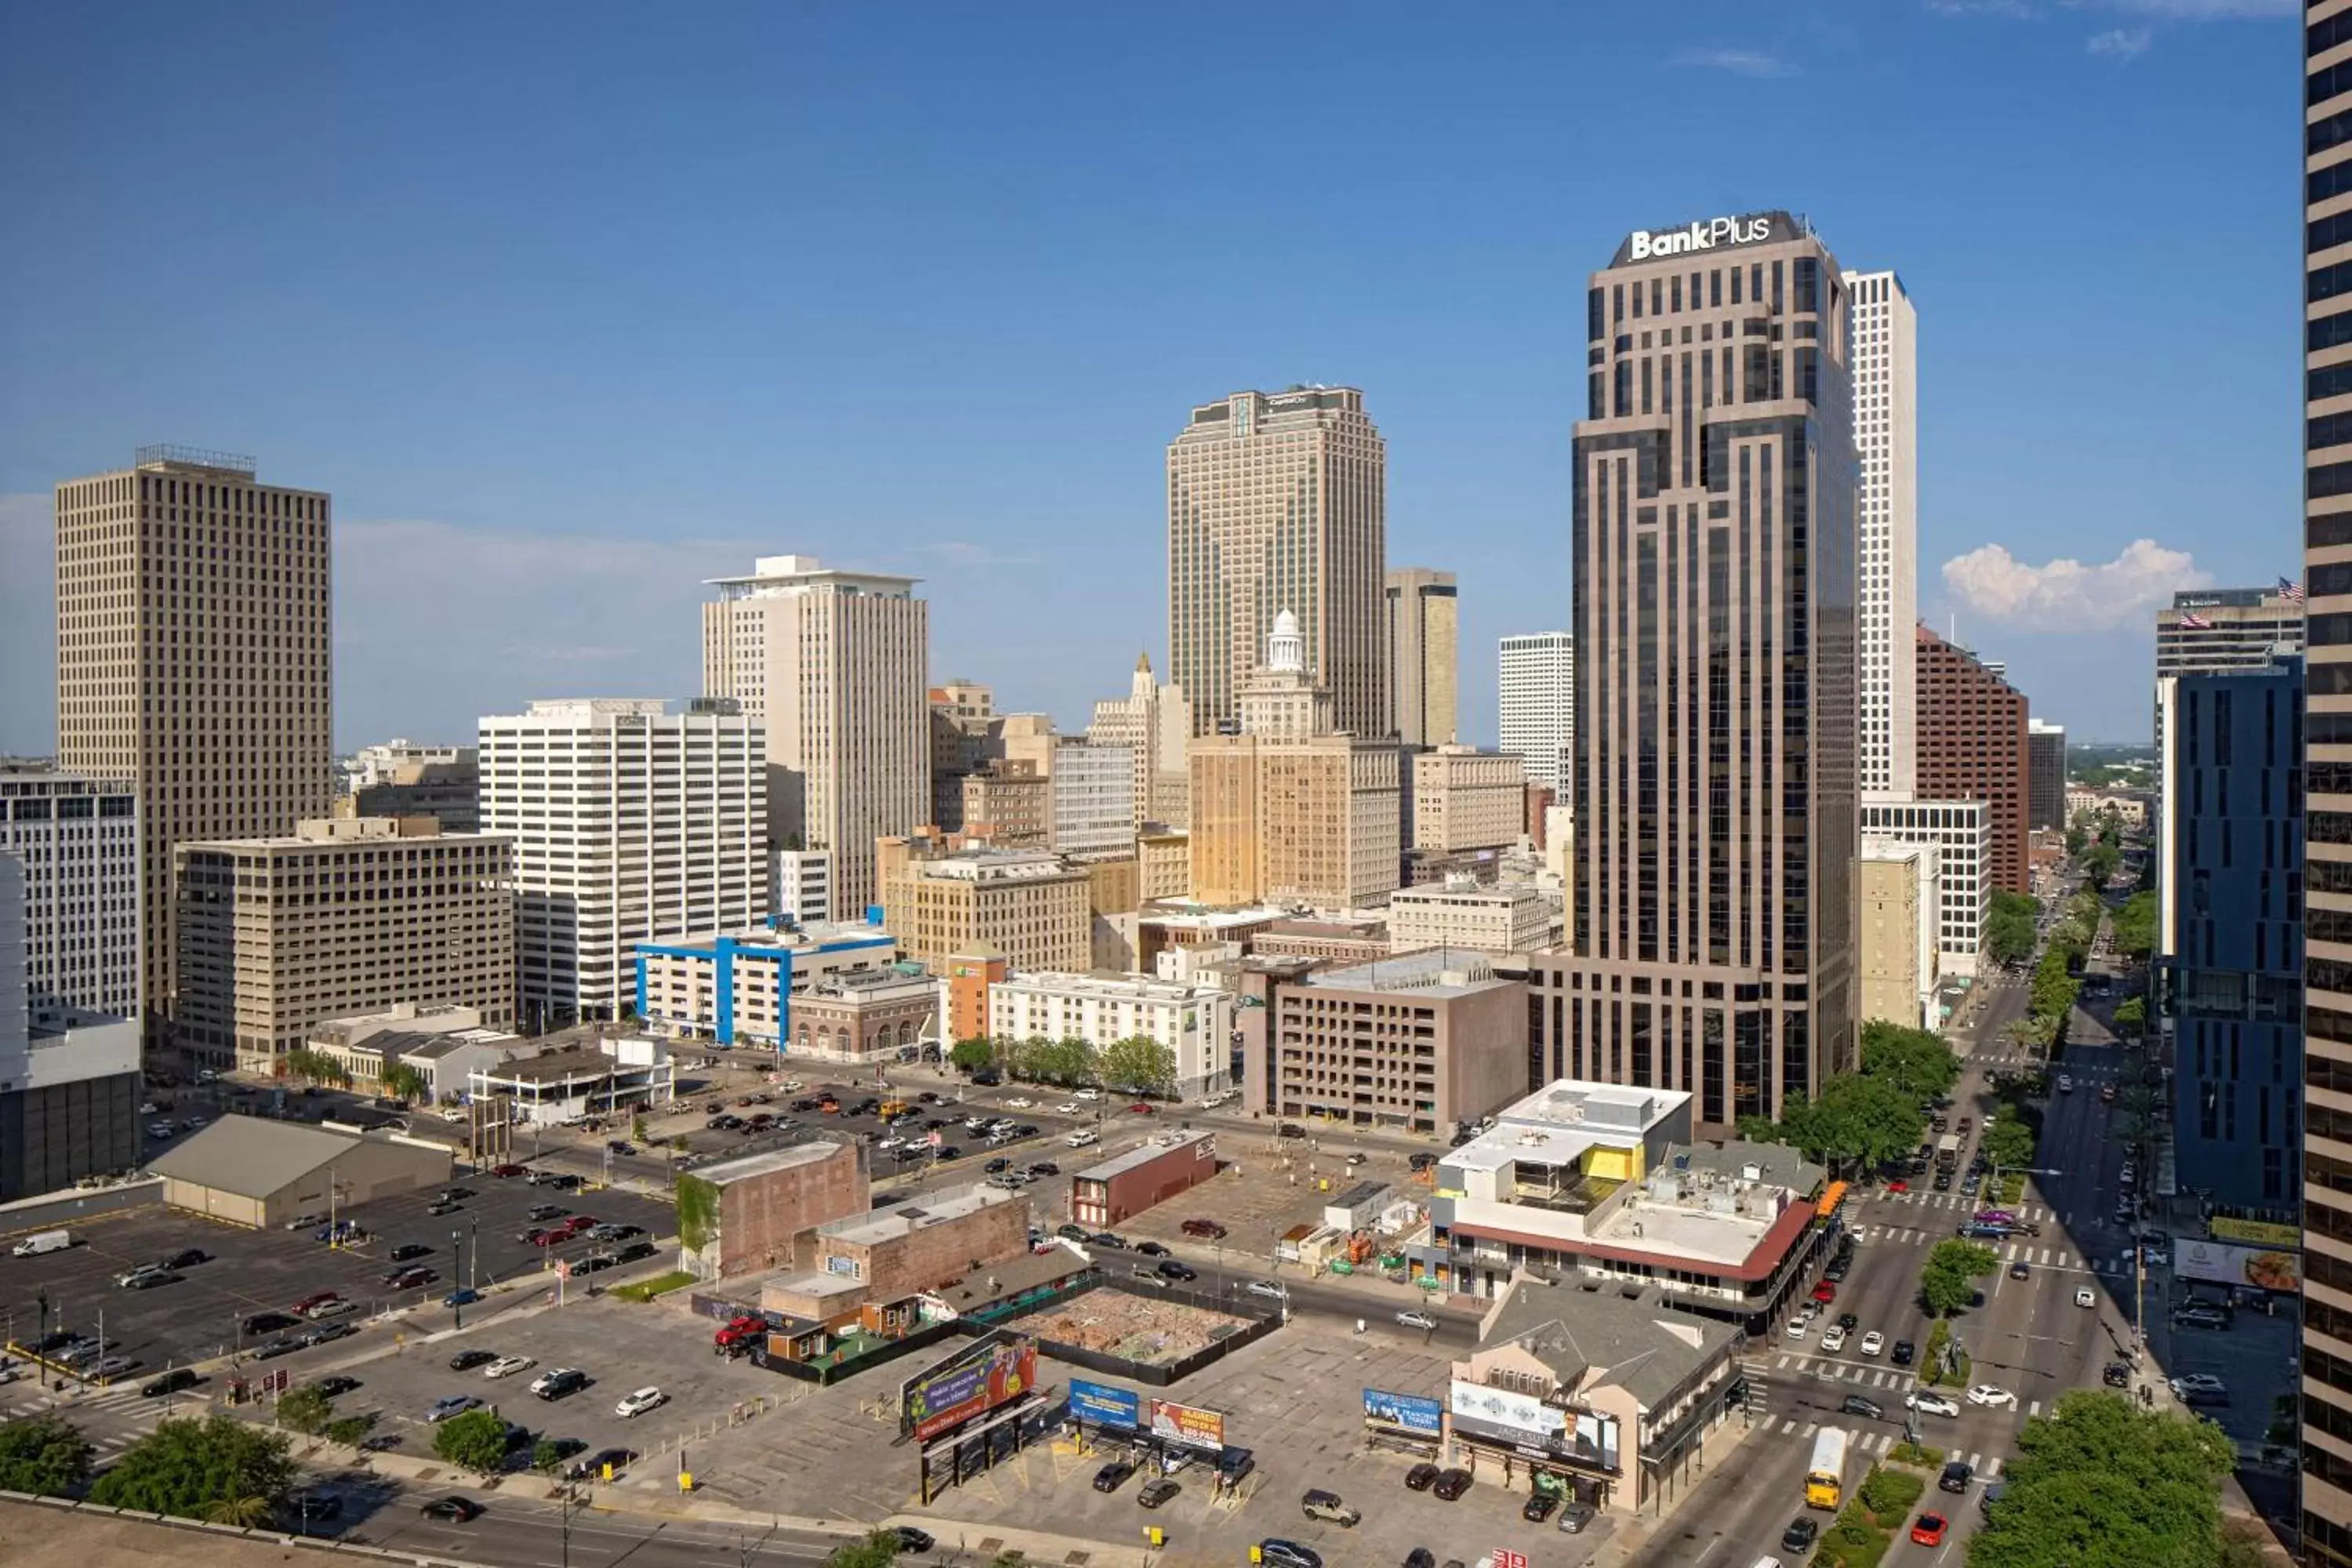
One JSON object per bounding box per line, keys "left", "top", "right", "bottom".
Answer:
{"left": 1542, "top": 211, "right": 1858, "bottom": 1129}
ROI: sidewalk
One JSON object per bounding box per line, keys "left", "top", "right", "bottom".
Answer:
{"left": 1588, "top": 1397, "right": 1768, "bottom": 1568}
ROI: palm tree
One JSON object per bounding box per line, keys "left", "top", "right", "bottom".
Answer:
{"left": 199, "top": 1493, "right": 275, "bottom": 1528}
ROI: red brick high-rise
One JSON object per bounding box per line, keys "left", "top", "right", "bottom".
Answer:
{"left": 1914, "top": 626, "right": 2028, "bottom": 894}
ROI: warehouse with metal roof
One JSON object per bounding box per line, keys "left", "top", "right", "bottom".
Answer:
{"left": 147, "top": 1114, "right": 452, "bottom": 1227}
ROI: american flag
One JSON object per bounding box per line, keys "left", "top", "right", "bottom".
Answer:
{"left": 2281, "top": 576, "right": 2307, "bottom": 604}
{"left": 2178, "top": 612, "right": 2213, "bottom": 630}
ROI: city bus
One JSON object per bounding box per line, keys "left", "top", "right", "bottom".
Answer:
{"left": 1806, "top": 1427, "right": 1853, "bottom": 1511}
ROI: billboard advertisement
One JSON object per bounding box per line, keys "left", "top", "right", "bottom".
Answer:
{"left": 1450, "top": 1379, "right": 1566, "bottom": 1446}
{"left": 1363, "top": 1388, "right": 1446, "bottom": 1436}
{"left": 1147, "top": 1397, "right": 1226, "bottom": 1452}
{"left": 2210, "top": 1218, "right": 2301, "bottom": 1249}
{"left": 2174, "top": 1238, "right": 2301, "bottom": 1294}
{"left": 1069, "top": 1377, "right": 1142, "bottom": 1429}
{"left": 901, "top": 1331, "right": 1040, "bottom": 1442}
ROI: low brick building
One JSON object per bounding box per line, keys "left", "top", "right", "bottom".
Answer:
{"left": 681, "top": 1139, "right": 867, "bottom": 1280}
{"left": 764, "top": 1183, "right": 1029, "bottom": 1317}
{"left": 789, "top": 969, "right": 939, "bottom": 1064}
{"left": 1071, "top": 1130, "right": 1218, "bottom": 1227}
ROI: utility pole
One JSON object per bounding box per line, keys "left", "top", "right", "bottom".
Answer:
{"left": 452, "top": 1228, "right": 464, "bottom": 1329}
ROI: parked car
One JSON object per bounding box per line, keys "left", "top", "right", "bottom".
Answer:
{"left": 390, "top": 1243, "right": 434, "bottom": 1262}
{"left": 1138, "top": 1476, "right": 1180, "bottom": 1508}
{"left": 1156, "top": 1259, "right": 1198, "bottom": 1282}
{"left": 1301, "top": 1489, "right": 1361, "bottom": 1526}
{"left": 1181, "top": 1218, "right": 1228, "bottom": 1239}
{"left": 615, "top": 1386, "right": 667, "bottom": 1418}
{"left": 1396, "top": 1310, "right": 1439, "bottom": 1331}
{"left": 1403, "top": 1463, "right": 1441, "bottom": 1491}
{"left": 427, "top": 1394, "right": 483, "bottom": 1422}
{"left": 1431, "top": 1468, "right": 1473, "bottom": 1501}
{"left": 1558, "top": 1501, "right": 1598, "bottom": 1534}
{"left": 485, "top": 1355, "right": 536, "bottom": 1379}
{"left": 1093, "top": 1460, "right": 1136, "bottom": 1493}
{"left": 567, "top": 1446, "right": 639, "bottom": 1480}
{"left": 2103, "top": 1361, "right": 2133, "bottom": 1388}
{"left": 531, "top": 1367, "right": 588, "bottom": 1400}
{"left": 1255, "top": 1542, "right": 1322, "bottom": 1568}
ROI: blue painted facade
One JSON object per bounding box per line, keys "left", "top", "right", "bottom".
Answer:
{"left": 634, "top": 927, "right": 898, "bottom": 1047}
{"left": 2161, "top": 658, "right": 2302, "bottom": 1216}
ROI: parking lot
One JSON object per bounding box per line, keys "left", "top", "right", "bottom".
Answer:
{"left": 0, "top": 1171, "right": 677, "bottom": 1381}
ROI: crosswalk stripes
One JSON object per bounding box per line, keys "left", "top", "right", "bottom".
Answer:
{"left": 1769, "top": 1419, "right": 2006, "bottom": 1480}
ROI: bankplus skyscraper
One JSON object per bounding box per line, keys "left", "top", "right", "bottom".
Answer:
{"left": 55, "top": 447, "right": 333, "bottom": 1044}
{"left": 1168, "top": 387, "right": 1386, "bottom": 739}
{"left": 1554, "top": 212, "right": 1857, "bottom": 1127}
{"left": 2303, "top": 8, "right": 2352, "bottom": 1550}
{"left": 1843, "top": 270, "right": 1917, "bottom": 798}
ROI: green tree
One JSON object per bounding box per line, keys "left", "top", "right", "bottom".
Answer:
{"left": 281, "top": 1047, "right": 352, "bottom": 1088}
{"left": 380, "top": 1062, "right": 430, "bottom": 1104}
{"left": 276, "top": 1383, "right": 335, "bottom": 1436}
{"left": 2065, "top": 818, "right": 2090, "bottom": 858}
{"left": 2110, "top": 891, "right": 2157, "bottom": 960}
{"left": 823, "top": 1529, "right": 904, "bottom": 1567}
{"left": 324, "top": 1415, "right": 375, "bottom": 1446}
{"left": 948, "top": 1037, "right": 997, "bottom": 1073}
{"left": 1966, "top": 1391, "right": 2236, "bottom": 1568}
{"left": 432, "top": 1406, "right": 514, "bottom": 1475}
{"left": 1859, "top": 1021, "right": 1960, "bottom": 1106}
{"left": 1101, "top": 1035, "right": 1176, "bottom": 1098}
{"left": 2112, "top": 996, "right": 2147, "bottom": 1035}
{"left": 1980, "top": 1119, "right": 2037, "bottom": 1174}
{"left": 1773, "top": 1071, "right": 1925, "bottom": 1175}
{"left": 532, "top": 1436, "right": 570, "bottom": 1475}
{"left": 1920, "top": 1239, "right": 1998, "bottom": 1318}
{"left": 0, "top": 1414, "right": 93, "bottom": 1496}
{"left": 1986, "top": 891, "right": 2041, "bottom": 967}
{"left": 89, "top": 1416, "right": 295, "bottom": 1521}
{"left": 2083, "top": 840, "right": 2122, "bottom": 886}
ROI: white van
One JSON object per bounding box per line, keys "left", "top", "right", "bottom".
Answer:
{"left": 11, "top": 1230, "right": 71, "bottom": 1258}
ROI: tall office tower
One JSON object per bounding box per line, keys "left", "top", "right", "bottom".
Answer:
{"left": 1385, "top": 568, "right": 1459, "bottom": 746}
{"left": 1842, "top": 270, "right": 1918, "bottom": 800}
{"left": 173, "top": 818, "right": 517, "bottom": 1072}
{"left": 1168, "top": 387, "right": 1387, "bottom": 739}
{"left": 1497, "top": 633, "right": 1576, "bottom": 793}
{"left": 2156, "top": 657, "right": 2301, "bottom": 1215}
{"left": 2025, "top": 720, "right": 2067, "bottom": 833}
{"left": 0, "top": 767, "right": 140, "bottom": 1028}
{"left": 1087, "top": 654, "right": 1194, "bottom": 829}
{"left": 55, "top": 446, "right": 333, "bottom": 1039}
{"left": 2154, "top": 587, "right": 2307, "bottom": 788}
{"left": 2306, "top": 13, "right": 2352, "bottom": 1545}
{"left": 1555, "top": 210, "right": 1858, "bottom": 1128}
{"left": 478, "top": 698, "right": 767, "bottom": 1029}
{"left": 1914, "top": 628, "right": 2030, "bottom": 895}
{"left": 702, "top": 556, "right": 929, "bottom": 915}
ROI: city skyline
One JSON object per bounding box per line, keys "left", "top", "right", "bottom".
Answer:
{"left": 0, "top": 4, "right": 2297, "bottom": 753}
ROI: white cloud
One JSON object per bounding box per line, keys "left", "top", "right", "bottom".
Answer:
{"left": 1940, "top": 538, "right": 2208, "bottom": 630}
{"left": 2086, "top": 25, "right": 2155, "bottom": 54}
{"left": 1673, "top": 48, "right": 1799, "bottom": 78}
{"left": 2092, "top": 0, "right": 2291, "bottom": 16}
{"left": 1925, "top": 0, "right": 2037, "bottom": 17}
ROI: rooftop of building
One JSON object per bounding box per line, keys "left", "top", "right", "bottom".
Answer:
{"left": 923, "top": 1245, "right": 1094, "bottom": 1315}
{"left": 472, "top": 1044, "right": 663, "bottom": 1085}
{"left": 694, "top": 1140, "right": 854, "bottom": 1186}
{"left": 814, "top": 1182, "right": 1015, "bottom": 1247}
{"left": 638, "top": 921, "right": 895, "bottom": 958}
{"left": 1138, "top": 903, "right": 1289, "bottom": 932}
{"left": 1073, "top": 1129, "right": 1215, "bottom": 1184}
{"left": 706, "top": 554, "right": 920, "bottom": 593}
{"left": 1473, "top": 1272, "right": 1740, "bottom": 1413}
{"left": 1298, "top": 947, "right": 1512, "bottom": 999}
{"left": 900, "top": 847, "right": 1081, "bottom": 882}
{"left": 800, "top": 967, "right": 936, "bottom": 1002}
{"left": 0, "top": 765, "right": 134, "bottom": 795}
{"left": 481, "top": 697, "right": 753, "bottom": 724}
{"left": 1388, "top": 880, "right": 1545, "bottom": 906}
{"left": 1260, "top": 913, "right": 1390, "bottom": 938}
{"left": 993, "top": 969, "right": 1218, "bottom": 1001}
{"left": 394, "top": 1029, "right": 523, "bottom": 1062}
{"left": 309, "top": 1004, "right": 488, "bottom": 1047}
{"left": 180, "top": 816, "right": 502, "bottom": 851}
{"left": 146, "top": 1116, "right": 419, "bottom": 1200}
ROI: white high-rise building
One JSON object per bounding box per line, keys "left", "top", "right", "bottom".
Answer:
{"left": 0, "top": 768, "right": 140, "bottom": 1030}
{"left": 1860, "top": 797, "right": 1990, "bottom": 979}
{"left": 1497, "top": 632, "right": 1575, "bottom": 793}
{"left": 1087, "top": 654, "right": 1192, "bottom": 829}
{"left": 479, "top": 698, "right": 767, "bottom": 1029}
{"left": 702, "top": 555, "right": 929, "bottom": 916}
{"left": 1050, "top": 739, "right": 1136, "bottom": 860}
{"left": 1845, "top": 270, "right": 1918, "bottom": 799}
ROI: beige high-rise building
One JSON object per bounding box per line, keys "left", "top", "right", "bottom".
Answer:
{"left": 172, "top": 817, "right": 515, "bottom": 1072}
{"left": 702, "top": 555, "right": 928, "bottom": 914}
{"left": 1385, "top": 568, "right": 1458, "bottom": 746}
{"left": 1169, "top": 387, "right": 1387, "bottom": 739}
{"left": 875, "top": 833, "right": 1091, "bottom": 974}
{"left": 1856, "top": 845, "right": 1936, "bottom": 1032}
{"left": 1087, "top": 653, "right": 1193, "bottom": 829}
{"left": 960, "top": 761, "right": 1051, "bottom": 848}
{"left": 1412, "top": 745, "right": 1528, "bottom": 854}
{"left": 56, "top": 446, "right": 334, "bottom": 1040}
{"left": 1189, "top": 612, "right": 1400, "bottom": 909}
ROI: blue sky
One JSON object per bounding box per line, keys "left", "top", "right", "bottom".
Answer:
{"left": 0, "top": 0, "right": 2300, "bottom": 752}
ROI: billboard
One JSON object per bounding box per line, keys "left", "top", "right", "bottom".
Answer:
{"left": 1147, "top": 1396, "right": 1226, "bottom": 1452}
{"left": 1450, "top": 1379, "right": 1566, "bottom": 1445}
{"left": 901, "top": 1331, "right": 1040, "bottom": 1442}
{"left": 2211, "top": 1218, "right": 2301, "bottom": 1249}
{"left": 1363, "top": 1388, "right": 1445, "bottom": 1436}
{"left": 2173, "top": 1238, "right": 2300, "bottom": 1294}
{"left": 1069, "top": 1377, "right": 1142, "bottom": 1428}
